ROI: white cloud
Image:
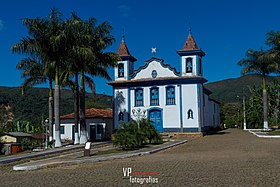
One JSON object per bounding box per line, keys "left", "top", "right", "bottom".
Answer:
{"left": 118, "top": 4, "right": 131, "bottom": 17}
{"left": 0, "top": 20, "right": 3, "bottom": 31}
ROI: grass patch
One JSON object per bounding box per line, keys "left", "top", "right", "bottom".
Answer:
{"left": 267, "top": 130, "right": 280, "bottom": 135}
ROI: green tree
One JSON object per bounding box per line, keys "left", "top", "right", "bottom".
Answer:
{"left": 0, "top": 104, "right": 14, "bottom": 132}
{"left": 266, "top": 31, "right": 280, "bottom": 74}
{"left": 238, "top": 49, "right": 277, "bottom": 129}
{"left": 12, "top": 9, "right": 65, "bottom": 147}
{"left": 75, "top": 16, "right": 119, "bottom": 144}
{"left": 13, "top": 56, "right": 55, "bottom": 140}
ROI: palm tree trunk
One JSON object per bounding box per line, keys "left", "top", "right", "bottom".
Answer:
{"left": 79, "top": 70, "right": 88, "bottom": 144}
{"left": 54, "top": 65, "right": 62, "bottom": 147}
{"left": 74, "top": 72, "right": 80, "bottom": 144}
{"left": 48, "top": 80, "right": 54, "bottom": 142}
{"left": 262, "top": 77, "right": 268, "bottom": 129}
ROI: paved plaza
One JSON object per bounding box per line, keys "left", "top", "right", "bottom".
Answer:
{"left": 1, "top": 129, "right": 280, "bottom": 186}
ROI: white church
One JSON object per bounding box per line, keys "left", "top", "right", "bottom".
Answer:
{"left": 109, "top": 31, "right": 220, "bottom": 133}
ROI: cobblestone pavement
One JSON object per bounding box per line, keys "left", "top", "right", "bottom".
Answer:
{"left": 1, "top": 129, "right": 280, "bottom": 187}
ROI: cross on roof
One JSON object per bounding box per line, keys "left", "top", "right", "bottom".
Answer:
{"left": 151, "top": 47, "right": 157, "bottom": 54}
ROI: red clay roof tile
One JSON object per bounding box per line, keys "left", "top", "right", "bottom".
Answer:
{"left": 61, "top": 108, "right": 112, "bottom": 119}
{"left": 182, "top": 34, "right": 199, "bottom": 51}
{"left": 116, "top": 40, "right": 132, "bottom": 57}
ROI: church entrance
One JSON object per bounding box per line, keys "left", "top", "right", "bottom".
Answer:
{"left": 148, "top": 109, "right": 163, "bottom": 133}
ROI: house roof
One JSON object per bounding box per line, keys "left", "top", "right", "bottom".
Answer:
{"left": 116, "top": 38, "right": 137, "bottom": 62}
{"left": 60, "top": 108, "right": 113, "bottom": 119}
{"left": 3, "top": 132, "right": 32, "bottom": 137}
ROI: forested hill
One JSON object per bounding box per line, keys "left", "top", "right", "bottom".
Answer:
{"left": 205, "top": 75, "right": 280, "bottom": 103}
{"left": 0, "top": 86, "right": 112, "bottom": 124}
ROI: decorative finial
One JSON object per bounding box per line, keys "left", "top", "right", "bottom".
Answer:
{"left": 188, "top": 22, "right": 192, "bottom": 35}
{"left": 122, "top": 28, "right": 125, "bottom": 42}
{"left": 151, "top": 47, "right": 157, "bottom": 54}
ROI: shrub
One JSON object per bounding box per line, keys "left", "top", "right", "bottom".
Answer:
{"left": 113, "top": 118, "right": 162, "bottom": 150}
{"left": 139, "top": 119, "right": 162, "bottom": 144}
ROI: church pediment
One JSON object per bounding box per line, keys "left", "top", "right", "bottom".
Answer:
{"left": 131, "top": 57, "right": 180, "bottom": 80}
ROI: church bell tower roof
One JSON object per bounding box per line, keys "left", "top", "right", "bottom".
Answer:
{"left": 182, "top": 33, "right": 199, "bottom": 51}
{"left": 177, "top": 30, "right": 205, "bottom": 57}
{"left": 116, "top": 35, "right": 137, "bottom": 62}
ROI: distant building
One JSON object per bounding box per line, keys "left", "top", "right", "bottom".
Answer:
{"left": 53, "top": 108, "right": 113, "bottom": 141}
{"left": 0, "top": 132, "right": 32, "bottom": 154}
{"left": 0, "top": 132, "right": 32, "bottom": 143}
{"left": 109, "top": 30, "right": 220, "bottom": 133}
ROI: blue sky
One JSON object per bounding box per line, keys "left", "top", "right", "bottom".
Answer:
{"left": 1, "top": 0, "right": 280, "bottom": 95}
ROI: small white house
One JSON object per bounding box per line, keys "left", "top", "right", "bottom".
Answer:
{"left": 54, "top": 108, "right": 113, "bottom": 141}
{"left": 109, "top": 30, "right": 220, "bottom": 133}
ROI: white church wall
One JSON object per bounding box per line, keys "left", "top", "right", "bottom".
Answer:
{"left": 133, "top": 60, "right": 178, "bottom": 80}
{"left": 181, "top": 84, "right": 199, "bottom": 130}
{"left": 203, "top": 93, "right": 211, "bottom": 128}
{"left": 162, "top": 85, "right": 180, "bottom": 129}
{"left": 130, "top": 85, "right": 180, "bottom": 129}
{"left": 203, "top": 95, "right": 221, "bottom": 129}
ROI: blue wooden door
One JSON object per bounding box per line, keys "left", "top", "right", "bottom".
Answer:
{"left": 149, "top": 109, "right": 163, "bottom": 133}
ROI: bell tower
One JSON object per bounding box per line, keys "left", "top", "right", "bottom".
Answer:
{"left": 177, "top": 28, "right": 205, "bottom": 77}
{"left": 115, "top": 34, "right": 137, "bottom": 81}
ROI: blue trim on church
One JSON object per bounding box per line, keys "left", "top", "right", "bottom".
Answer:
{"left": 176, "top": 49, "right": 205, "bottom": 57}
{"left": 109, "top": 77, "right": 208, "bottom": 87}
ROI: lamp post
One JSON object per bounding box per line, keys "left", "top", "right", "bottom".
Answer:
{"left": 132, "top": 108, "right": 146, "bottom": 128}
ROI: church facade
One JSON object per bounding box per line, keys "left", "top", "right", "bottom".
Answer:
{"left": 108, "top": 31, "right": 220, "bottom": 133}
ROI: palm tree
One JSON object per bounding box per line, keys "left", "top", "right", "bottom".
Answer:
{"left": 77, "top": 19, "right": 119, "bottom": 144}
{"left": 12, "top": 17, "right": 57, "bottom": 143}
{"left": 12, "top": 9, "right": 65, "bottom": 147}
{"left": 238, "top": 49, "right": 277, "bottom": 129}
{"left": 266, "top": 31, "right": 280, "bottom": 73}
{"left": 46, "top": 9, "right": 66, "bottom": 147}
{"left": 15, "top": 57, "right": 55, "bottom": 140}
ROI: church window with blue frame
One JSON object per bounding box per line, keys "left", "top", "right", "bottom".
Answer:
{"left": 150, "top": 87, "right": 159, "bottom": 106}
{"left": 187, "top": 109, "right": 194, "bottom": 119}
{"left": 135, "top": 88, "right": 144, "bottom": 106}
{"left": 166, "top": 86, "right": 175, "bottom": 105}
{"left": 186, "top": 58, "right": 193, "bottom": 73}
{"left": 118, "top": 63, "right": 124, "bottom": 77}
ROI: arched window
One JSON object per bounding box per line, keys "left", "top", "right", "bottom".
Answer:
{"left": 118, "top": 63, "right": 124, "bottom": 77}
{"left": 118, "top": 112, "right": 124, "bottom": 121}
{"left": 135, "top": 88, "right": 144, "bottom": 106}
{"left": 186, "top": 58, "right": 193, "bottom": 73}
{"left": 187, "top": 109, "right": 194, "bottom": 119}
{"left": 166, "top": 86, "right": 175, "bottom": 105}
{"left": 150, "top": 87, "right": 159, "bottom": 106}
